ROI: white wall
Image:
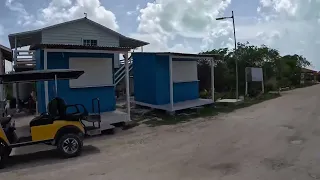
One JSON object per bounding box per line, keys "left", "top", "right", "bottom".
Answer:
{"left": 42, "top": 20, "right": 119, "bottom": 46}
{"left": 172, "top": 61, "right": 198, "bottom": 83}
{"left": 42, "top": 20, "right": 120, "bottom": 68}
{"left": 69, "top": 58, "right": 113, "bottom": 88}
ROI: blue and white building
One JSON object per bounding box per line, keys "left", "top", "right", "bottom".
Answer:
{"left": 132, "top": 52, "right": 217, "bottom": 112}
{"left": 7, "top": 17, "right": 148, "bottom": 127}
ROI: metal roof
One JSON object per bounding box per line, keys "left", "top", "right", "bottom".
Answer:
{"left": 1, "top": 69, "right": 84, "bottom": 83}
{"left": 8, "top": 17, "right": 149, "bottom": 49}
{"left": 30, "top": 44, "right": 133, "bottom": 51}
{"left": 0, "top": 44, "right": 13, "bottom": 61}
{"left": 132, "top": 52, "right": 220, "bottom": 59}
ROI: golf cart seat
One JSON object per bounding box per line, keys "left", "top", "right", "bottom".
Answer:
{"left": 30, "top": 97, "right": 88, "bottom": 127}
{"left": 49, "top": 97, "right": 89, "bottom": 120}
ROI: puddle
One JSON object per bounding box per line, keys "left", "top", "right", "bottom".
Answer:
{"left": 290, "top": 140, "right": 303, "bottom": 145}
{"left": 209, "top": 162, "right": 240, "bottom": 176}
{"left": 280, "top": 125, "right": 295, "bottom": 130}
{"left": 287, "top": 135, "right": 305, "bottom": 145}
{"left": 262, "top": 158, "right": 293, "bottom": 171}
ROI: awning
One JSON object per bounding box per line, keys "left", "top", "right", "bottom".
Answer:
{"left": 0, "top": 69, "right": 84, "bottom": 83}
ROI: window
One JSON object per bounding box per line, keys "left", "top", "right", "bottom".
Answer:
{"left": 69, "top": 58, "right": 113, "bottom": 88}
{"left": 83, "top": 39, "right": 98, "bottom": 46}
{"left": 172, "top": 61, "right": 198, "bottom": 83}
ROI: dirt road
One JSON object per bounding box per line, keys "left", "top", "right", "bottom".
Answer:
{"left": 1, "top": 85, "right": 320, "bottom": 180}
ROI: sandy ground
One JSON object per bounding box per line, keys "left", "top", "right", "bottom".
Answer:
{"left": 1, "top": 85, "right": 320, "bottom": 180}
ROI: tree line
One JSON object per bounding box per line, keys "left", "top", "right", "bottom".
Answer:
{"left": 198, "top": 41, "right": 313, "bottom": 98}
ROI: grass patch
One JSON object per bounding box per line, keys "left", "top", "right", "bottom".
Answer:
{"left": 138, "top": 93, "right": 280, "bottom": 127}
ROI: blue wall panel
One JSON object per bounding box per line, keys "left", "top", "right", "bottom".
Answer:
{"left": 35, "top": 50, "right": 46, "bottom": 112}
{"left": 132, "top": 53, "right": 157, "bottom": 104}
{"left": 173, "top": 81, "right": 199, "bottom": 102}
{"left": 155, "top": 55, "right": 170, "bottom": 105}
{"left": 36, "top": 51, "right": 115, "bottom": 113}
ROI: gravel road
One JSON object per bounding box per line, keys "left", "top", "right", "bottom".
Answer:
{"left": 1, "top": 85, "right": 320, "bottom": 180}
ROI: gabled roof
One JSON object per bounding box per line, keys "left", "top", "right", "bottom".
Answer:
{"left": 8, "top": 17, "right": 149, "bottom": 49}
{"left": 30, "top": 44, "right": 132, "bottom": 52}
{"left": 132, "top": 52, "right": 220, "bottom": 60}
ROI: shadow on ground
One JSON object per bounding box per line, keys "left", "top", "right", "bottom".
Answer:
{"left": 0, "top": 145, "right": 100, "bottom": 173}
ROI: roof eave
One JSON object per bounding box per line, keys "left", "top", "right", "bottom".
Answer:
{"left": 8, "top": 30, "right": 42, "bottom": 49}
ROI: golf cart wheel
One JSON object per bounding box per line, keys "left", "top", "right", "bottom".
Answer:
{"left": 0, "top": 141, "right": 8, "bottom": 169}
{"left": 57, "top": 134, "right": 83, "bottom": 158}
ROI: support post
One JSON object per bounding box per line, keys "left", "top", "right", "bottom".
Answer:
{"left": 169, "top": 55, "right": 174, "bottom": 111}
{"left": 261, "top": 70, "right": 265, "bottom": 94}
{"left": 54, "top": 74, "right": 58, "bottom": 97}
{"left": 245, "top": 67, "right": 248, "bottom": 96}
{"left": 211, "top": 58, "right": 215, "bottom": 102}
{"left": 232, "top": 11, "right": 239, "bottom": 100}
{"left": 0, "top": 51, "right": 4, "bottom": 101}
{"left": 124, "top": 52, "right": 131, "bottom": 121}
{"left": 14, "top": 37, "right": 19, "bottom": 109}
{"left": 44, "top": 49, "right": 49, "bottom": 106}
{"left": 141, "top": 46, "right": 144, "bottom": 52}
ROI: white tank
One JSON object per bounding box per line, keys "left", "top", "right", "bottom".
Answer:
{"left": 12, "top": 83, "right": 34, "bottom": 100}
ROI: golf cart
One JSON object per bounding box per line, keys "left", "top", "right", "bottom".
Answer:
{"left": 0, "top": 69, "right": 102, "bottom": 168}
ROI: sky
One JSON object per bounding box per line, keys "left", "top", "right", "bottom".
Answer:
{"left": 0, "top": 0, "right": 320, "bottom": 71}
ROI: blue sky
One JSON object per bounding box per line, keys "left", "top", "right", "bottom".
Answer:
{"left": 1, "top": 0, "right": 320, "bottom": 71}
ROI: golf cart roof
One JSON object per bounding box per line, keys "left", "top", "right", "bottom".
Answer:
{"left": 0, "top": 69, "right": 84, "bottom": 83}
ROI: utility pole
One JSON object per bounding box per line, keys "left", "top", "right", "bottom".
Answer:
{"left": 216, "top": 11, "right": 239, "bottom": 100}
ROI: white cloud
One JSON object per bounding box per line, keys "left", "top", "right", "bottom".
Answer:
{"left": 255, "top": 0, "right": 320, "bottom": 69}
{"left": 5, "top": 0, "right": 119, "bottom": 31}
{"left": 130, "top": 33, "right": 195, "bottom": 53}
{"left": 5, "top": 0, "right": 35, "bottom": 26}
{"left": 35, "top": 0, "right": 119, "bottom": 30}
{"left": 259, "top": 0, "right": 299, "bottom": 16}
{"left": 135, "top": 0, "right": 320, "bottom": 69}
{"left": 127, "top": 4, "right": 141, "bottom": 16}
{"left": 136, "top": 0, "right": 232, "bottom": 52}
{"left": 0, "top": 25, "right": 4, "bottom": 36}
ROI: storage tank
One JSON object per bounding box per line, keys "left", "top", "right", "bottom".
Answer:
{"left": 12, "top": 82, "right": 34, "bottom": 100}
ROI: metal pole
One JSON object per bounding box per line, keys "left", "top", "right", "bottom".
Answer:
{"left": 54, "top": 74, "right": 58, "bottom": 97}
{"left": 44, "top": 49, "right": 49, "bottom": 106}
{"left": 211, "top": 58, "right": 215, "bottom": 102}
{"left": 14, "top": 37, "right": 19, "bottom": 109}
{"left": 124, "top": 52, "right": 131, "bottom": 121}
{"left": 0, "top": 51, "right": 4, "bottom": 101}
{"left": 169, "top": 55, "right": 174, "bottom": 111}
{"left": 245, "top": 67, "right": 248, "bottom": 96}
{"left": 232, "top": 11, "right": 239, "bottom": 100}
